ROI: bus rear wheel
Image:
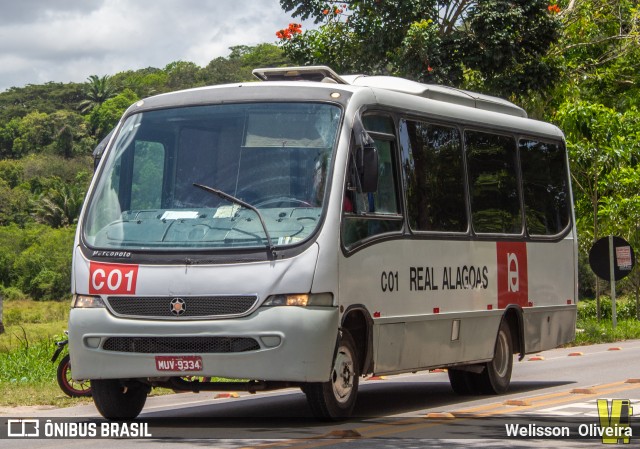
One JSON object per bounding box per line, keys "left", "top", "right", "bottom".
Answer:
{"left": 478, "top": 320, "right": 513, "bottom": 394}
{"left": 448, "top": 320, "right": 513, "bottom": 395}
{"left": 303, "top": 330, "right": 359, "bottom": 420}
{"left": 91, "top": 379, "right": 149, "bottom": 420}
{"left": 447, "top": 367, "right": 477, "bottom": 395}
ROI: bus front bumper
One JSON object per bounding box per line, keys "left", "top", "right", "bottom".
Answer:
{"left": 68, "top": 306, "right": 339, "bottom": 383}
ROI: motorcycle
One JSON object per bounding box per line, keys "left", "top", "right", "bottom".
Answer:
{"left": 51, "top": 332, "right": 92, "bottom": 397}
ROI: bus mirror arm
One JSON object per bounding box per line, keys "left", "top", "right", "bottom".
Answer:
{"left": 353, "top": 115, "right": 379, "bottom": 193}
{"left": 92, "top": 129, "right": 115, "bottom": 173}
{"left": 357, "top": 143, "right": 378, "bottom": 193}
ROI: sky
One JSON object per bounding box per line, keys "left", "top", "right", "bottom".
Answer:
{"left": 0, "top": 0, "right": 313, "bottom": 93}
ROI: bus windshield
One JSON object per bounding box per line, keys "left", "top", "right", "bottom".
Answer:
{"left": 83, "top": 102, "right": 341, "bottom": 251}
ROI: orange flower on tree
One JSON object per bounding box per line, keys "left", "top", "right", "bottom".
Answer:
{"left": 276, "top": 23, "right": 302, "bottom": 40}
{"left": 547, "top": 3, "right": 561, "bottom": 14}
{"left": 288, "top": 23, "right": 302, "bottom": 34}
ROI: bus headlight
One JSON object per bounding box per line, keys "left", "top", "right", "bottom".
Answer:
{"left": 73, "top": 295, "right": 106, "bottom": 308}
{"left": 263, "top": 293, "right": 334, "bottom": 307}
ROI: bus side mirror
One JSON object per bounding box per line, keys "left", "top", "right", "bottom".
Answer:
{"left": 357, "top": 144, "right": 378, "bottom": 193}
{"left": 92, "top": 129, "right": 115, "bottom": 173}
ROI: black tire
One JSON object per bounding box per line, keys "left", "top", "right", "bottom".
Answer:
{"left": 448, "top": 320, "right": 513, "bottom": 395}
{"left": 478, "top": 320, "right": 513, "bottom": 394}
{"left": 91, "top": 379, "right": 149, "bottom": 420}
{"left": 303, "top": 330, "right": 359, "bottom": 420}
{"left": 56, "top": 354, "right": 92, "bottom": 397}
{"left": 447, "top": 368, "right": 476, "bottom": 395}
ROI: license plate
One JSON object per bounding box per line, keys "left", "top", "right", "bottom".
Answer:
{"left": 155, "top": 356, "right": 203, "bottom": 372}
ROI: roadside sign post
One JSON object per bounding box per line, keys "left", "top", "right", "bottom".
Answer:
{"left": 608, "top": 236, "right": 617, "bottom": 328}
{"left": 589, "top": 235, "right": 636, "bottom": 330}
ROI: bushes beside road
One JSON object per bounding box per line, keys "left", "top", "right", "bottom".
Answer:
{"left": 574, "top": 296, "right": 640, "bottom": 345}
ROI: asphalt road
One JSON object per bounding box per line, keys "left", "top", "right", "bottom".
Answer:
{"left": 2, "top": 339, "right": 640, "bottom": 448}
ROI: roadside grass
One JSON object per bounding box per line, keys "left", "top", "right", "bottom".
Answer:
{"left": 0, "top": 300, "right": 223, "bottom": 407}
{"left": 1, "top": 297, "right": 640, "bottom": 408}
{"left": 573, "top": 318, "right": 640, "bottom": 346}
{"left": 1, "top": 300, "right": 69, "bottom": 353}
{"left": 571, "top": 296, "right": 640, "bottom": 345}
{"left": 0, "top": 300, "right": 83, "bottom": 407}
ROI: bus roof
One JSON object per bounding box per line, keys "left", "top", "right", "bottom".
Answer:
{"left": 123, "top": 66, "right": 563, "bottom": 141}
{"left": 252, "top": 66, "right": 527, "bottom": 118}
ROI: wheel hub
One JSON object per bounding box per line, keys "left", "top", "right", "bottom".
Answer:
{"left": 332, "top": 348, "right": 354, "bottom": 403}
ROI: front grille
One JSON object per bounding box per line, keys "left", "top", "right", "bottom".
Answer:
{"left": 106, "top": 296, "right": 258, "bottom": 319}
{"left": 102, "top": 336, "right": 260, "bottom": 353}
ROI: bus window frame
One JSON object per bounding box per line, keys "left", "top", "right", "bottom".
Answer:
{"left": 464, "top": 126, "right": 526, "bottom": 239}
{"left": 340, "top": 112, "right": 405, "bottom": 254}
{"left": 399, "top": 117, "right": 472, "bottom": 237}
{"left": 341, "top": 107, "right": 575, "bottom": 257}
{"left": 516, "top": 134, "right": 573, "bottom": 241}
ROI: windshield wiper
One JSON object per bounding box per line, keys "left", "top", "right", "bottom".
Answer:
{"left": 192, "top": 183, "right": 276, "bottom": 257}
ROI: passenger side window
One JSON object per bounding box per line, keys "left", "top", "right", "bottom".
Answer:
{"left": 465, "top": 131, "right": 522, "bottom": 234}
{"left": 520, "top": 139, "right": 570, "bottom": 235}
{"left": 400, "top": 120, "right": 467, "bottom": 232}
{"left": 342, "top": 115, "right": 403, "bottom": 249}
{"left": 350, "top": 138, "right": 398, "bottom": 215}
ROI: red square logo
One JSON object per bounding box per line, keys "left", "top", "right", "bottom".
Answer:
{"left": 496, "top": 242, "right": 528, "bottom": 308}
{"left": 89, "top": 262, "right": 139, "bottom": 295}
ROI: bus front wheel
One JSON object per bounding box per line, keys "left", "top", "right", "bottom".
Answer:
{"left": 91, "top": 379, "right": 149, "bottom": 420}
{"left": 303, "top": 330, "right": 359, "bottom": 420}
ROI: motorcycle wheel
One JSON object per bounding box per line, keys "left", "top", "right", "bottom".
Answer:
{"left": 56, "top": 354, "right": 92, "bottom": 397}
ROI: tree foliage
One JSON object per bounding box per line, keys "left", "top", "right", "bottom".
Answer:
{"left": 89, "top": 88, "right": 139, "bottom": 140}
{"left": 553, "top": 0, "right": 640, "bottom": 109}
{"left": 0, "top": 43, "right": 292, "bottom": 300}
{"left": 79, "top": 75, "right": 117, "bottom": 113}
{"left": 555, "top": 101, "right": 640, "bottom": 252}
{"left": 278, "top": 0, "right": 561, "bottom": 97}
{"left": 0, "top": 20, "right": 637, "bottom": 302}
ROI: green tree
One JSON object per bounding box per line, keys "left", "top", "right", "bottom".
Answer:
{"left": 0, "top": 160, "right": 23, "bottom": 188}
{"left": 20, "top": 154, "right": 92, "bottom": 192}
{"left": 12, "top": 225, "right": 76, "bottom": 300}
{"left": 0, "top": 82, "right": 85, "bottom": 124}
{"left": 89, "top": 88, "right": 139, "bottom": 139}
{"left": 0, "top": 181, "right": 31, "bottom": 226}
{"left": 0, "top": 224, "right": 23, "bottom": 288}
{"left": 33, "top": 176, "right": 86, "bottom": 228}
{"left": 79, "top": 75, "right": 117, "bottom": 113}
{"left": 0, "top": 110, "right": 94, "bottom": 159}
{"left": 164, "top": 61, "right": 204, "bottom": 90}
{"left": 111, "top": 67, "right": 169, "bottom": 98}
{"left": 202, "top": 44, "right": 292, "bottom": 85}
{"left": 230, "top": 43, "right": 292, "bottom": 73}
{"left": 555, "top": 101, "right": 640, "bottom": 252}
{"left": 552, "top": 0, "right": 640, "bottom": 110}
{"left": 47, "top": 110, "right": 95, "bottom": 158}
{"left": 11, "top": 111, "right": 54, "bottom": 156}
{"left": 278, "top": 0, "right": 561, "bottom": 97}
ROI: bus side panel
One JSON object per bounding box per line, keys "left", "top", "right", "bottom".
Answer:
{"left": 340, "top": 239, "right": 502, "bottom": 374}
{"left": 524, "top": 237, "right": 577, "bottom": 352}
{"left": 522, "top": 306, "right": 577, "bottom": 354}
{"left": 339, "top": 237, "right": 577, "bottom": 374}
{"left": 527, "top": 239, "right": 576, "bottom": 307}
{"left": 373, "top": 312, "right": 501, "bottom": 374}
